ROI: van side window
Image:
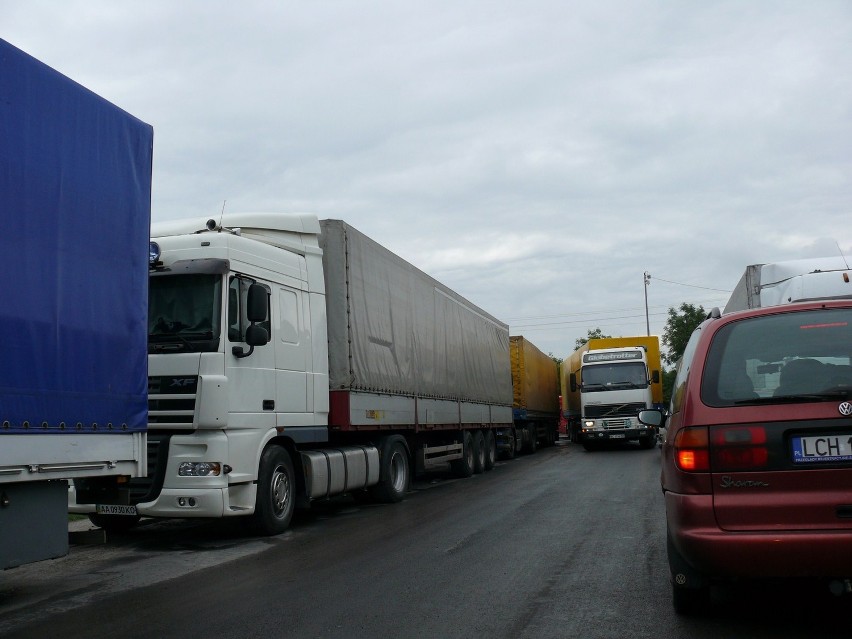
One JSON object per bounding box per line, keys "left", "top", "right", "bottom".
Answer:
{"left": 670, "top": 325, "right": 702, "bottom": 414}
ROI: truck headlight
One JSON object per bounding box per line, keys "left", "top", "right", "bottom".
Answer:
{"left": 584, "top": 420, "right": 595, "bottom": 428}
{"left": 178, "top": 462, "right": 221, "bottom": 477}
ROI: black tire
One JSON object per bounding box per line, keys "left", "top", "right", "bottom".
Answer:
{"left": 639, "top": 433, "right": 655, "bottom": 449}
{"left": 371, "top": 437, "right": 410, "bottom": 503}
{"left": 502, "top": 428, "right": 517, "bottom": 460}
{"left": 514, "top": 427, "right": 524, "bottom": 456}
{"left": 526, "top": 424, "right": 538, "bottom": 454}
{"left": 483, "top": 430, "right": 496, "bottom": 471}
{"left": 582, "top": 441, "right": 597, "bottom": 452}
{"left": 87, "top": 512, "right": 141, "bottom": 533}
{"left": 249, "top": 445, "right": 295, "bottom": 536}
{"left": 451, "top": 430, "right": 475, "bottom": 477}
{"left": 672, "top": 582, "right": 711, "bottom": 616}
{"left": 667, "top": 528, "right": 711, "bottom": 615}
{"left": 472, "top": 430, "right": 486, "bottom": 474}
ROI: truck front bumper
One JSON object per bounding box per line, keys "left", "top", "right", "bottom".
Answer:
{"left": 579, "top": 427, "right": 653, "bottom": 443}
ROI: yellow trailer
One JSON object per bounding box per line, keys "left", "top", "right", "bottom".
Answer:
{"left": 496, "top": 336, "right": 559, "bottom": 457}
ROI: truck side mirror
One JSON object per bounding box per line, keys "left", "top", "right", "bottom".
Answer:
{"left": 246, "top": 283, "right": 268, "bottom": 322}
{"left": 652, "top": 370, "right": 660, "bottom": 384}
{"left": 569, "top": 373, "right": 577, "bottom": 392}
{"left": 233, "top": 284, "right": 270, "bottom": 359}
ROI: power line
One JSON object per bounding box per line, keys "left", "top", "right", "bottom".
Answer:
{"left": 650, "top": 275, "right": 731, "bottom": 293}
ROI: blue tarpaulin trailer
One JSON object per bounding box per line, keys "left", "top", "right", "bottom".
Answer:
{"left": 0, "top": 38, "right": 152, "bottom": 569}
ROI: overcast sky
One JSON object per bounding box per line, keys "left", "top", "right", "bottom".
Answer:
{"left": 4, "top": 1, "right": 851, "bottom": 360}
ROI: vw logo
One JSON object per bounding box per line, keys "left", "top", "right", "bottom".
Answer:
{"left": 840, "top": 402, "right": 852, "bottom": 417}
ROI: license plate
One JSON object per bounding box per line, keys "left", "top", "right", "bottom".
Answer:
{"left": 608, "top": 433, "right": 626, "bottom": 439}
{"left": 96, "top": 504, "right": 138, "bottom": 516}
{"left": 792, "top": 434, "right": 852, "bottom": 464}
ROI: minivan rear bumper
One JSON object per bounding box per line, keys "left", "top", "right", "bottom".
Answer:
{"left": 666, "top": 492, "right": 852, "bottom": 578}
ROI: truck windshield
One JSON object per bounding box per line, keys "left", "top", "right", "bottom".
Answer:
{"left": 701, "top": 307, "right": 852, "bottom": 406}
{"left": 581, "top": 362, "right": 647, "bottom": 391}
{"left": 149, "top": 274, "right": 222, "bottom": 353}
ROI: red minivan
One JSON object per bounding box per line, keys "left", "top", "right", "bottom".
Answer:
{"left": 641, "top": 300, "right": 852, "bottom": 614}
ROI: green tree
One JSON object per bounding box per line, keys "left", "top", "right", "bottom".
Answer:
{"left": 662, "top": 303, "right": 706, "bottom": 366}
{"left": 574, "top": 327, "right": 612, "bottom": 350}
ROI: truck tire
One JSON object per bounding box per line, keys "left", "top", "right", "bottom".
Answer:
{"left": 472, "top": 430, "right": 486, "bottom": 474}
{"left": 639, "top": 433, "right": 656, "bottom": 449}
{"left": 88, "top": 512, "right": 141, "bottom": 533}
{"left": 249, "top": 445, "right": 295, "bottom": 536}
{"left": 371, "top": 437, "right": 410, "bottom": 503}
{"left": 501, "top": 429, "right": 517, "bottom": 460}
{"left": 514, "top": 427, "right": 524, "bottom": 457}
{"left": 484, "top": 430, "right": 496, "bottom": 470}
{"left": 526, "top": 424, "right": 538, "bottom": 454}
{"left": 451, "top": 430, "right": 475, "bottom": 477}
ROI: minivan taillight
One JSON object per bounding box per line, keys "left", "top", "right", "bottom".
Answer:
{"left": 710, "top": 425, "right": 769, "bottom": 471}
{"left": 674, "top": 427, "right": 710, "bottom": 472}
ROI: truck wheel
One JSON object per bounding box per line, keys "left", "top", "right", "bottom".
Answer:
{"left": 639, "top": 433, "right": 655, "bottom": 449}
{"left": 526, "top": 424, "right": 538, "bottom": 454}
{"left": 472, "top": 430, "right": 486, "bottom": 474}
{"left": 514, "top": 427, "right": 524, "bottom": 457}
{"left": 88, "top": 512, "right": 141, "bottom": 533}
{"left": 371, "top": 437, "right": 410, "bottom": 503}
{"left": 484, "top": 430, "right": 496, "bottom": 470}
{"left": 250, "top": 445, "right": 295, "bottom": 536}
{"left": 451, "top": 430, "right": 475, "bottom": 477}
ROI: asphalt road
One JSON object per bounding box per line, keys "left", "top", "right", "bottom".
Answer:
{"left": 1, "top": 439, "right": 849, "bottom": 638}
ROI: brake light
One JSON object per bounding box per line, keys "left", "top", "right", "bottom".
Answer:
{"left": 674, "top": 427, "right": 709, "bottom": 472}
{"left": 710, "top": 425, "right": 769, "bottom": 471}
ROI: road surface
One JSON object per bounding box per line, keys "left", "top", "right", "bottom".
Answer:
{"left": 1, "top": 440, "right": 847, "bottom": 638}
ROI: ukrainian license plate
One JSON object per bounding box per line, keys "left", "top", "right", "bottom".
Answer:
{"left": 792, "top": 434, "right": 852, "bottom": 464}
{"left": 608, "top": 433, "right": 626, "bottom": 439}
{"left": 96, "top": 504, "right": 138, "bottom": 516}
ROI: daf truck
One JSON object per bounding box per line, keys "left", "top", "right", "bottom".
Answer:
{"left": 0, "top": 39, "right": 151, "bottom": 568}
{"left": 561, "top": 336, "right": 663, "bottom": 450}
{"left": 71, "top": 214, "right": 515, "bottom": 534}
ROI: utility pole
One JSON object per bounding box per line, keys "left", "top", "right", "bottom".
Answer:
{"left": 643, "top": 272, "right": 651, "bottom": 336}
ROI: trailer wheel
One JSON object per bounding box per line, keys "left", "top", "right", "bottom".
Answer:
{"left": 88, "top": 512, "right": 141, "bottom": 533}
{"left": 472, "top": 430, "right": 486, "bottom": 474}
{"left": 371, "top": 437, "right": 410, "bottom": 503}
{"left": 451, "top": 430, "right": 475, "bottom": 477}
{"left": 513, "top": 427, "right": 524, "bottom": 457}
{"left": 526, "top": 424, "right": 538, "bottom": 454}
{"left": 484, "top": 430, "right": 496, "bottom": 470}
{"left": 250, "top": 445, "right": 295, "bottom": 536}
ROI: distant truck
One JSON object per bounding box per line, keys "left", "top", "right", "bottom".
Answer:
{"left": 0, "top": 39, "right": 151, "bottom": 568}
{"left": 724, "top": 256, "right": 852, "bottom": 312}
{"left": 495, "top": 336, "right": 559, "bottom": 457}
{"left": 561, "top": 336, "right": 663, "bottom": 450}
{"left": 71, "top": 214, "right": 517, "bottom": 534}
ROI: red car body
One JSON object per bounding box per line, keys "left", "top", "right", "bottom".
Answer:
{"left": 656, "top": 299, "right": 852, "bottom": 613}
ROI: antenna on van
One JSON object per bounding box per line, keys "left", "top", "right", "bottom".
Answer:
{"left": 836, "top": 241, "right": 850, "bottom": 270}
{"left": 219, "top": 200, "right": 227, "bottom": 229}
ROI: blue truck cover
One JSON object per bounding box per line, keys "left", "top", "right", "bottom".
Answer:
{"left": 0, "top": 38, "right": 152, "bottom": 432}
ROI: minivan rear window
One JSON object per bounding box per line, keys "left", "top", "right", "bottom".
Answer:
{"left": 701, "top": 308, "right": 852, "bottom": 407}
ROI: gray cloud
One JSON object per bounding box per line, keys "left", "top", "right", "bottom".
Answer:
{"left": 4, "top": 0, "right": 850, "bottom": 358}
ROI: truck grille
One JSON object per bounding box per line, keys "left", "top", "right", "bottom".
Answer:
{"left": 585, "top": 403, "right": 647, "bottom": 419}
{"left": 148, "top": 375, "right": 198, "bottom": 426}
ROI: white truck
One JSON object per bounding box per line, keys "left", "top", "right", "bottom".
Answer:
{"left": 561, "top": 337, "right": 663, "bottom": 451}
{"left": 71, "top": 214, "right": 514, "bottom": 534}
{"left": 1, "top": 39, "right": 150, "bottom": 568}
{"left": 724, "top": 256, "right": 852, "bottom": 312}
